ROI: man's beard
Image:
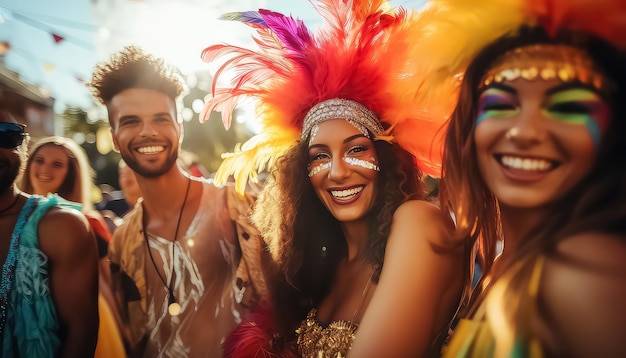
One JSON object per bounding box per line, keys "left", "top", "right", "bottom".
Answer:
{"left": 0, "top": 162, "right": 19, "bottom": 195}
{"left": 121, "top": 150, "right": 178, "bottom": 179}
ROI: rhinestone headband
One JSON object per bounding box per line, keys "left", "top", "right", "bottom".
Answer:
{"left": 301, "top": 98, "right": 384, "bottom": 141}
{"left": 480, "top": 44, "right": 611, "bottom": 92}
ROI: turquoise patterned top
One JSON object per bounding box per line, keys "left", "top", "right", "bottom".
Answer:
{"left": 2, "top": 195, "right": 80, "bottom": 358}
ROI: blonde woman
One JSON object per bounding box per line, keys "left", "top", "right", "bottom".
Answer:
{"left": 19, "top": 136, "right": 128, "bottom": 357}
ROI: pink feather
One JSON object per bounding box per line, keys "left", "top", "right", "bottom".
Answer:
{"left": 259, "top": 9, "right": 313, "bottom": 56}
{"left": 223, "top": 304, "right": 297, "bottom": 358}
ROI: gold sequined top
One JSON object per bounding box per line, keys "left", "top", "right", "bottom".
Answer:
{"left": 296, "top": 308, "right": 358, "bottom": 358}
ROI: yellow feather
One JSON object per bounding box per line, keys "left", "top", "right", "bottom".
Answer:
{"left": 369, "top": 0, "right": 527, "bottom": 177}
{"left": 213, "top": 127, "right": 299, "bottom": 195}
{"left": 413, "top": 0, "right": 526, "bottom": 83}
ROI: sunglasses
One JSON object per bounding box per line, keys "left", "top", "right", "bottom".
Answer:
{"left": 0, "top": 122, "right": 27, "bottom": 149}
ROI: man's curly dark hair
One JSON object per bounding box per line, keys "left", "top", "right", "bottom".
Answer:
{"left": 87, "top": 45, "right": 185, "bottom": 126}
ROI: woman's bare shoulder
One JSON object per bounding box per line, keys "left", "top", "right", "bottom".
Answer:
{"left": 538, "top": 232, "right": 626, "bottom": 357}
{"left": 392, "top": 199, "right": 443, "bottom": 226}
{"left": 391, "top": 200, "right": 453, "bottom": 247}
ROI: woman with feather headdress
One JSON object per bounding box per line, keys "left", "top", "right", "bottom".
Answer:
{"left": 424, "top": 0, "right": 626, "bottom": 356}
{"left": 200, "top": 0, "right": 464, "bottom": 357}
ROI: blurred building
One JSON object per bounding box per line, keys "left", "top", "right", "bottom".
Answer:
{"left": 0, "top": 63, "right": 55, "bottom": 137}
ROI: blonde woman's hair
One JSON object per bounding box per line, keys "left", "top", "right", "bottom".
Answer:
{"left": 19, "top": 136, "right": 95, "bottom": 210}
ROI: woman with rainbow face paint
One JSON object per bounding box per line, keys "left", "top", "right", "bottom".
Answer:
{"left": 417, "top": 0, "right": 626, "bottom": 356}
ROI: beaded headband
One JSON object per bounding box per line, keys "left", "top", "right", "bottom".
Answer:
{"left": 301, "top": 99, "right": 385, "bottom": 142}
{"left": 480, "top": 44, "right": 610, "bottom": 92}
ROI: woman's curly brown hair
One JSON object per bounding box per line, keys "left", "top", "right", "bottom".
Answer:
{"left": 252, "top": 135, "right": 425, "bottom": 335}
{"left": 87, "top": 45, "right": 185, "bottom": 126}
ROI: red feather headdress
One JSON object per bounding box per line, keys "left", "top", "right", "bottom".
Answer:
{"left": 200, "top": 0, "right": 455, "bottom": 194}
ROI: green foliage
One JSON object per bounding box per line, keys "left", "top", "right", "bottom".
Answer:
{"left": 180, "top": 82, "right": 253, "bottom": 174}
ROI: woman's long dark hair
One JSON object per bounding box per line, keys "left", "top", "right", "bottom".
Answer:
{"left": 440, "top": 26, "right": 626, "bottom": 354}
{"left": 253, "top": 133, "right": 424, "bottom": 336}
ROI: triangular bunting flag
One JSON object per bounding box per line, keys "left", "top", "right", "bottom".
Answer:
{"left": 52, "top": 34, "right": 64, "bottom": 43}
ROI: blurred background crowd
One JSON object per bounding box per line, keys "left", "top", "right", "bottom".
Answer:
{"left": 0, "top": 0, "right": 424, "bottom": 199}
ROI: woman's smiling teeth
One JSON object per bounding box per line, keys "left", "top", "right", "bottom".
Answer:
{"left": 137, "top": 145, "right": 165, "bottom": 154}
{"left": 499, "top": 155, "right": 555, "bottom": 171}
{"left": 36, "top": 175, "right": 53, "bottom": 182}
{"left": 330, "top": 186, "right": 364, "bottom": 199}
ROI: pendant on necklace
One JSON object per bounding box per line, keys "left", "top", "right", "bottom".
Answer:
{"left": 168, "top": 293, "right": 181, "bottom": 316}
{"left": 168, "top": 302, "right": 181, "bottom": 316}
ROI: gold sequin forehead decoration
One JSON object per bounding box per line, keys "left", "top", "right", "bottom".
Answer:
{"left": 480, "top": 44, "right": 610, "bottom": 92}
{"left": 301, "top": 98, "right": 384, "bottom": 141}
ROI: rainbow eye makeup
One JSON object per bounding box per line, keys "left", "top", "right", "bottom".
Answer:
{"left": 476, "top": 88, "right": 519, "bottom": 125}
{"left": 545, "top": 88, "right": 610, "bottom": 146}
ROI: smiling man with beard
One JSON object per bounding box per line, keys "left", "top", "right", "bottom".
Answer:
{"left": 0, "top": 109, "right": 98, "bottom": 357}
{"left": 88, "top": 46, "right": 267, "bottom": 358}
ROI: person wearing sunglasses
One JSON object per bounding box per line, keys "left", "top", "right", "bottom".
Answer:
{"left": 0, "top": 109, "right": 99, "bottom": 357}
{"left": 0, "top": 123, "right": 26, "bottom": 149}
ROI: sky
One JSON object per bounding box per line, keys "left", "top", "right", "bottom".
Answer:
{"left": 0, "top": 0, "right": 425, "bottom": 113}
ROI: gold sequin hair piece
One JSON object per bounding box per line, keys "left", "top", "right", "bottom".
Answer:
{"left": 480, "top": 44, "right": 611, "bottom": 92}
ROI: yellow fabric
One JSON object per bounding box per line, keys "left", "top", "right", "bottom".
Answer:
{"left": 95, "top": 294, "right": 126, "bottom": 358}
{"left": 443, "top": 318, "right": 545, "bottom": 358}
{"left": 443, "top": 257, "right": 546, "bottom": 358}
{"left": 443, "top": 318, "right": 490, "bottom": 357}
